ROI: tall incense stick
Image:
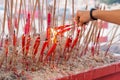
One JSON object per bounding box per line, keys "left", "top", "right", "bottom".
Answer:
{"left": 2, "top": 0, "right": 7, "bottom": 33}
{"left": 38, "top": 0, "right": 41, "bottom": 33}
{"left": 31, "top": 0, "right": 38, "bottom": 30}
{"left": 72, "top": 0, "right": 74, "bottom": 24}
{"left": 63, "top": 0, "right": 67, "bottom": 25}
{"left": 105, "top": 26, "right": 119, "bottom": 56}
{"left": 52, "top": 0, "right": 56, "bottom": 27}
{"left": 41, "top": 0, "right": 44, "bottom": 31}
{"left": 17, "top": 0, "right": 22, "bottom": 35}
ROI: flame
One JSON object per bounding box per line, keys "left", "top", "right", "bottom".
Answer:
{"left": 51, "top": 28, "right": 57, "bottom": 43}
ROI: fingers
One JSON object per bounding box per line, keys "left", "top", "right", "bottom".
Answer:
{"left": 75, "top": 15, "right": 79, "bottom": 25}
{"left": 76, "top": 18, "right": 88, "bottom": 27}
{"left": 75, "top": 16, "right": 84, "bottom": 26}
{"left": 75, "top": 10, "right": 90, "bottom": 27}
{"left": 75, "top": 10, "right": 83, "bottom": 26}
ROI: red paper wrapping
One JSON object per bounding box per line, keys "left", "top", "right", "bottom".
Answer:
{"left": 22, "top": 34, "right": 26, "bottom": 54}
{"left": 55, "top": 25, "right": 71, "bottom": 30}
{"left": 33, "top": 36, "right": 40, "bottom": 56}
{"left": 47, "top": 13, "right": 51, "bottom": 26}
{"left": 13, "top": 31, "right": 17, "bottom": 46}
{"left": 58, "top": 27, "right": 71, "bottom": 35}
{"left": 39, "top": 41, "right": 48, "bottom": 62}
{"left": 24, "top": 13, "right": 30, "bottom": 35}
{"left": 64, "top": 37, "right": 72, "bottom": 51}
{"left": 4, "top": 38, "right": 9, "bottom": 57}
{"left": 25, "top": 35, "right": 31, "bottom": 56}
{"left": 45, "top": 43, "right": 57, "bottom": 61}
{"left": 91, "top": 45, "right": 95, "bottom": 56}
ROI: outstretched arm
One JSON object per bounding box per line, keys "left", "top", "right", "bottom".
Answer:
{"left": 76, "top": 9, "right": 120, "bottom": 26}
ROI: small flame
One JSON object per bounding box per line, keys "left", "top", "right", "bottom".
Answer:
{"left": 51, "top": 28, "right": 57, "bottom": 43}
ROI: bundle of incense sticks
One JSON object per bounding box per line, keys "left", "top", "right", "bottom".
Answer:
{"left": 0, "top": 0, "right": 119, "bottom": 76}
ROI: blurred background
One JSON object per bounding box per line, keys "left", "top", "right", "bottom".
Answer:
{"left": 0, "top": 0, "right": 120, "bottom": 53}
{"left": 0, "top": 0, "right": 120, "bottom": 34}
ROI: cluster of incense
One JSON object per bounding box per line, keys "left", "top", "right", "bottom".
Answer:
{"left": 0, "top": 21, "right": 119, "bottom": 72}
{"left": 0, "top": 24, "right": 76, "bottom": 70}
{"left": 0, "top": 0, "right": 120, "bottom": 80}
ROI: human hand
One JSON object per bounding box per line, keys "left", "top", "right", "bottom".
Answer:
{"left": 75, "top": 10, "right": 91, "bottom": 26}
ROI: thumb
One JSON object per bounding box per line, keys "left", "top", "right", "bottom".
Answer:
{"left": 78, "top": 22, "right": 83, "bottom": 27}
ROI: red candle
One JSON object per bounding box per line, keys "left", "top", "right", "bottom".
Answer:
{"left": 64, "top": 37, "right": 72, "bottom": 52}
{"left": 91, "top": 45, "right": 95, "bottom": 56}
{"left": 44, "top": 43, "right": 57, "bottom": 61}
{"left": 55, "top": 24, "right": 71, "bottom": 30}
{"left": 25, "top": 35, "right": 31, "bottom": 56}
{"left": 24, "top": 13, "right": 30, "bottom": 35}
{"left": 33, "top": 35, "right": 40, "bottom": 56}
{"left": 63, "top": 37, "right": 72, "bottom": 60}
{"left": 47, "top": 13, "right": 51, "bottom": 26}
{"left": 4, "top": 36, "right": 9, "bottom": 57}
{"left": 71, "top": 37, "right": 78, "bottom": 48}
{"left": 13, "top": 31, "right": 17, "bottom": 47}
{"left": 46, "top": 28, "right": 50, "bottom": 44}
{"left": 46, "top": 13, "right": 51, "bottom": 43}
{"left": 39, "top": 40, "right": 48, "bottom": 62}
{"left": 57, "top": 27, "right": 71, "bottom": 35}
{"left": 22, "top": 34, "right": 26, "bottom": 54}
{"left": 44, "top": 27, "right": 58, "bottom": 61}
